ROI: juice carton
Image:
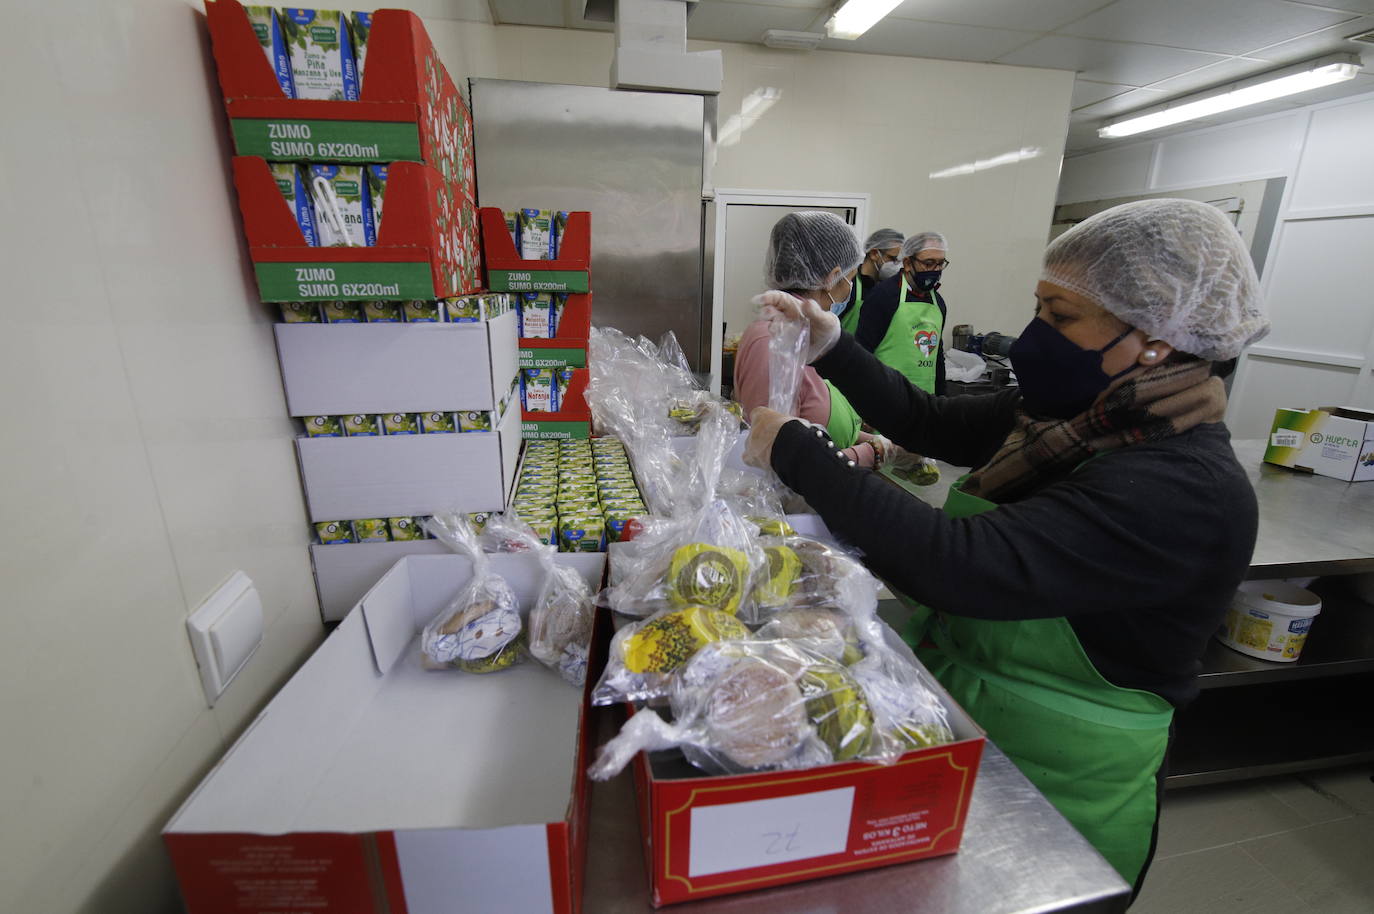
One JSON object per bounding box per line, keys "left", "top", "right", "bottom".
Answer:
{"left": 349, "top": 11, "right": 372, "bottom": 93}
{"left": 521, "top": 368, "right": 560, "bottom": 413}
{"left": 362, "top": 301, "right": 403, "bottom": 322}
{"left": 382, "top": 413, "right": 419, "bottom": 435}
{"left": 457, "top": 410, "right": 492, "bottom": 433}
{"left": 420, "top": 411, "right": 456, "bottom": 433}
{"left": 445, "top": 296, "right": 483, "bottom": 323}
{"left": 342, "top": 413, "right": 381, "bottom": 436}
{"left": 308, "top": 165, "right": 374, "bottom": 248}
{"left": 553, "top": 211, "right": 570, "bottom": 258}
{"left": 270, "top": 163, "right": 319, "bottom": 246}
{"left": 517, "top": 292, "right": 557, "bottom": 339}
{"left": 322, "top": 301, "right": 365, "bottom": 323}
{"left": 366, "top": 164, "right": 387, "bottom": 237}
{"left": 280, "top": 302, "right": 321, "bottom": 323}
{"left": 388, "top": 516, "right": 423, "bottom": 541}
{"left": 467, "top": 512, "right": 493, "bottom": 533}
{"left": 402, "top": 300, "right": 442, "bottom": 322}
{"left": 281, "top": 8, "right": 359, "bottom": 100}
{"left": 353, "top": 518, "right": 391, "bottom": 542}
{"left": 303, "top": 415, "right": 343, "bottom": 437}
{"left": 314, "top": 520, "right": 354, "bottom": 544}
{"left": 518, "top": 209, "right": 554, "bottom": 260}
{"left": 503, "top": 210, "right": 519, "bottom": 248}
{"left": 245, "top": 7, "right": 296, "bottom": 98}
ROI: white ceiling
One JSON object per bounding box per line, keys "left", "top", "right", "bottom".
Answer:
{"left": 420, "top": 0, "right": 1374, "bottom": 155}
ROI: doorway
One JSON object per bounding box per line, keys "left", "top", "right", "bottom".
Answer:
{"left": 709, "top": 189, "right": 869, "bottom": 395}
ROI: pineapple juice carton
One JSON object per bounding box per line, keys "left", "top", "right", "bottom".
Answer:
{"left": 308, "top": 165, "right": 374, "bottom": 247}
{"left": 281, "top": 8, "right": 359, "bottom": 100}
{"left": 270, "top": 163, "right": 319, "bottom": 246}
{"left": 245, "top": 6, "right": 296, "bottom": 97}
{"left": 349, "top": 11, "right": 373, "bottom": 93}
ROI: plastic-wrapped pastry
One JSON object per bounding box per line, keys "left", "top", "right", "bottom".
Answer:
{"left": 420, "top": 512, "right": 526, "bottom": 674}
{"left": 747, "top": 516, "right": 795, "bottom": 538}
{"left": 667, "top": 543, "right": 751, "bottom": 615}
{"left": 756, "top": 606, "right": 863, "bottom": 666}
{"left": 752, "top": 544, "right": 802, "bottom": 609}
{"left": 798, "top": 666, "right": 874, "bottom": 761}
{"left": 703, "top": 656, "right": 810, "bottom": 768}
{"left": 592, "top": 605, "right": 750, "bottom": 706}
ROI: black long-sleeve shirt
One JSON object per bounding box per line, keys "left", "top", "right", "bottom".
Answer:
{"left": 771, "top": 334, "right": 1258, "bottom": 708}
{"left": 853, "top": 274, "right": 948, "bottom": 395}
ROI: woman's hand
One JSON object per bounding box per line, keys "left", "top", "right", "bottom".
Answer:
{"left": 752, "top": 290, "right": 841, "bottom": 363}
{"left": 743, "top": 406, "right": 795, "bottom": 470}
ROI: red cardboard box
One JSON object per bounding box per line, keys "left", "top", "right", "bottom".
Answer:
{"left": 205, "top": 0, "right": 476, "bottom": 198}
{"left": 522, "top": 293, "right": 592, "bottom": 370}
{"left": 481, "top": 207, "right": 591, "bottom": 293}
{"left": 628, "top": 632, "right": 984, "bottom": 906}
{"left": 233, "top": 156, "right": 481, "bottom": 299}
{"left": 524, "top": 368, "right": 591, "bottom": 440}
{"left": 165, "top": 553, "right": 606, "bottom": 914}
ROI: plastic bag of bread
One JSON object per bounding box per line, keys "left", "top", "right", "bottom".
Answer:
{"left": 591, "top": 604, "right": 751, "bottom": 706}
{"left": 482, "top": 512, "right": 595, "bottom": 686}
{"left": 419, "top": 513, "right": 525, "bottom": 673}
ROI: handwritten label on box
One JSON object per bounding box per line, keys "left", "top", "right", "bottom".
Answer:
{"left": 688, "top": 787, "right": 856, "bottom": 878}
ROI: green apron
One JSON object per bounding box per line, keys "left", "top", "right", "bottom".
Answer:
{"left": 902, "top": 475, "right": 1173, "bottom": 885}
{"left": 874, "top": 276, "right": 943, "bottom": 393}
{"left": 838, "top": 277, "right": 865, "bottom": 335}
{"left": 824, "top": 381, "right": 862, "bottom": 448}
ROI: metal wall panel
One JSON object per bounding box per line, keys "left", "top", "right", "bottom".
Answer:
{"left": 471, "top": 79, "right": 707, "bottom": 368}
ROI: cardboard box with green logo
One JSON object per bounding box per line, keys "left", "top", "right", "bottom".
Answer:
{"left": 1264, "top": 407, "right": 1374, "bottom": 482}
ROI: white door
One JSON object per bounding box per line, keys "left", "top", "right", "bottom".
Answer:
{"left": 710, "top": 190, "right": 869, "bottom": 395}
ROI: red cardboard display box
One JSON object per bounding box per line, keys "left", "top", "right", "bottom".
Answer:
{"left": 205, "top": 0, "right": 476, "bottom": 198}
{"left": 233, "top": 156, "right": 480, "bottom": 299}
{"left": 481, "top": 207, "right": 591, "bottom": 293}
{"left": 605, "top": 560, "right": 984, "bottom": 905}
{"left": 525, "top": 368, "right": 591, "bottom": 440}
{"left": 165, "top": 553, "right": 606, "bottom": 914}
{"left": 522, "top": 293, "right": 592, "bottom": 370}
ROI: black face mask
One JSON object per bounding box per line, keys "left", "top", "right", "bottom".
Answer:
{"left": 1009, "top": 317, "right": 1135, "bottom": 420}
{"left": 911, "top": 270, "right": 942, "bottom": 292}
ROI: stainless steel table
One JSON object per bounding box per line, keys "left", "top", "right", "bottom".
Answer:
{"left": 584, "top": 712, "right": 1130, "bottom": 913}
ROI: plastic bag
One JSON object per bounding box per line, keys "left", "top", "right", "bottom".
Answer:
{"left": 420, "top": 513, "right": 524, "bottom": 673}
{"left": 945, "top": 348, "right": 985, "bottom": 383}
{"left": 482, "top": 511, "right": 595, "bottom": 686}
{"left": 767, "top": 316, "right": 810, "bottom": 416}
{"left": 591, "top": 604, "right": 751, "bottom": 706}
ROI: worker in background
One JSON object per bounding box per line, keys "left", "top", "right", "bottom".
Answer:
{"left": 742, "top": 199, "right": 1269, "bottom": 896}
{"left": 837, "top": 228, "right": 904, "bottom": 334}
{"left": 854, "top": 231, "right": 951, "bottom": 395}
{"left": 735, "top": 212, "right": 921, "bottom": 472}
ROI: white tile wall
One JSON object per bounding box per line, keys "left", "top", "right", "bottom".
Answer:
{"left": 0, "top": 1, "right": 323, "bottom": 911}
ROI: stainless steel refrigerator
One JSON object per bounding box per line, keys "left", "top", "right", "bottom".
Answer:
{"left": 470, "top": 79, "right": 714, "bottom": 371}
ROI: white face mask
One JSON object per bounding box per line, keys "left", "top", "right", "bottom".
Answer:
{"left": 878, "top": 261, "right": 903, "bottom": 281}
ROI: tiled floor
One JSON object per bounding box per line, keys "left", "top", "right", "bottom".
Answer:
{"left": 1132, "top": 766, "right": 1374, "bottom": 913}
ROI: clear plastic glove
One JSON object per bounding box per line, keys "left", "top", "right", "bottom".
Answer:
{"left": 743, "top": 406, "right": 796, "bottom": 470}
{"left": 752, "top": 291, "right": 840, "bottom": 363}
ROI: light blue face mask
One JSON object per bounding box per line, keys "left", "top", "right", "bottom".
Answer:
{"left": 828, "top": 278, "right": 853, "bottom": 317}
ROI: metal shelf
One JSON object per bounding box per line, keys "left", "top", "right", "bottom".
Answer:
{"left": 1197, "top": 580, "right": 1374, "bottom": 688}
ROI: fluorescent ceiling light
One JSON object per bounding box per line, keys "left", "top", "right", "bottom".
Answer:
{"left": 929, "top": 146, "right": 1042, "bottom": 179}
{"left": 826, "top": 0, "right": 904, "bottom": 41}
{"left": 1099, "top": 54, "right": 1362, "bottom": 139}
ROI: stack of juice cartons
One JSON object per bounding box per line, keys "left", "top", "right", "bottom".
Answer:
{"left": 479, "top": 207, "right": 594, "bottom": 440}
{"left": 205, "top": 0, "right": 520, "bottom": 620}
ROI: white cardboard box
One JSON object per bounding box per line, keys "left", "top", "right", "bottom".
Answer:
{"left": 275, "top": 311, "right": 520, "bottom": 416}
{"left": 165, "top": 552, "right": 605, "bottom": 914}
{"left": 311, "top": 539, "right": 451, "bottom": 622}
{"left": 296, "top": 397, "right": 521, "bottom": 521}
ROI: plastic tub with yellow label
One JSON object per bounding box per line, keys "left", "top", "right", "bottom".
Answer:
{"left": 1217, "top": 580, "right": 1322, "bottom": 662}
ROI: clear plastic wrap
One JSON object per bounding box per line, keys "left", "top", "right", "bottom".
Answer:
{"left": 591, "top": 604, "right": 751, "bottom": 706}
{"left": 481, "top": 511, "right": 595, "bottom": 686}
{"left": 589, "top": 638, "right": 927, "bottom": 780}
{"left": 420, "top": 513, "right": 524, "bottom": 673}
{"left": 767, "top": 315, "right": 810, "bottom": 416}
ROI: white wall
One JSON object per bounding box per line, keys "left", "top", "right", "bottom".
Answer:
{"left": 427, "top": 22, "right": 1076, "bottom": 341}
{"left": 0, "top": 1, "right": 324, "bottom": 911}
{"left": 1058, "top": 94, "right": 1374, "bottom": 437}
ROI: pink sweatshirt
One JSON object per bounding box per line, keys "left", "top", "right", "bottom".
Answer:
{"left": 733, "top": 318, "right": 876, "bottom": 467}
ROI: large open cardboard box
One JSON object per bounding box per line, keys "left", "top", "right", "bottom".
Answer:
{"left": 165, "top": 552, "right": 605, "bottom": 914}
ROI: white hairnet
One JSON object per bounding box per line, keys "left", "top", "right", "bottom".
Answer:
{"left": 901, "top": 231, "right": 947, "bottom": 259}
{"left": 1042, "top": 198, "right": 1269, "bottom": 361}
{"left": 863, "top": 228, "right": 904, "bottom": 253}
{"left": 765, "top": 212, "right": 864, "bottom": 291}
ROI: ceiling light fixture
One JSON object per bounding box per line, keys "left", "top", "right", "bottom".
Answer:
{"left": 1099, "top": 53, "right": 1362, "bottom": 139}
{"left": 826, "top": 0, "right": 905, "bottom": 41}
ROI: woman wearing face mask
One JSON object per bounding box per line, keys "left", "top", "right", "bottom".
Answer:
{"left": 742, "top": 199, "right": 1269, "bottom": 895}
{"left": 734, "top": 212, "right": 916, "bottom": 469}
{"left": 854, "top": 231, "right": 951, "bottom": 394}
{"left": 836, "top": 227, "right": 905, "bottom": 334}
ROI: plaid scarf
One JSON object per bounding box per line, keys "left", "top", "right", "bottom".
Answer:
{"left": 962, "top": 361, "right": 1227, "bottom": 503}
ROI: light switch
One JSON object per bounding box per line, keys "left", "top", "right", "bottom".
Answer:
{"left": 187, "top": 571, "right": 264, "bottom": 706}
